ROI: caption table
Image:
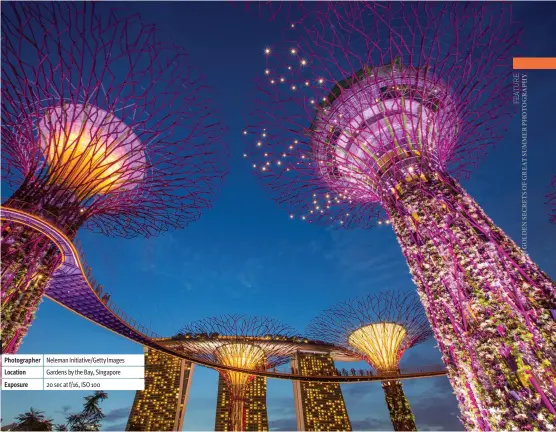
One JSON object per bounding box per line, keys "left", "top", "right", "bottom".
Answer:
{"left": 1, "top": 354, "right": 144, "bottom": 391}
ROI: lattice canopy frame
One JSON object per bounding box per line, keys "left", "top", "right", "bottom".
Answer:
{"left": 176, "top": 315, "right": 300, "bottom": 431}
{"left": 245, "top": 3, "right": 556, "bottom": 430}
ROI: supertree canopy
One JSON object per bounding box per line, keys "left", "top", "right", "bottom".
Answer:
{"left": 1, "top": 2, "right": 227, "bottom": 353}
{"left": 175, "top": 315, "right": 299, "bottom": 431}
{"left": 245, "top": 2, "right": 556, "bottom": 430}
{"left": 307, "top": 291, "right": 432, "bottom": 431}
{"left": 548, "top": 176, "right": 556, "bottom": 224}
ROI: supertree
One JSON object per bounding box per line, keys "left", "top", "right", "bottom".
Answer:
{"left": 1, "top": 2, "right": 227, "bottom": 353}
{"left": 307, "top": 291, "right": 432, "bottom": 431}
{"left": 547, "top": 176, "right": 556, "bottom": 224}
{"left": 245, "top": 3, "right": 556, "bottom": 430}
{"left": 175, "top": 315, "right": 299, "bottom": 431}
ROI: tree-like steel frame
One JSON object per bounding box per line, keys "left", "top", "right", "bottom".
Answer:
{"left": 175, "top": 315, "right": 300, "bottom": 431}
{"left": 307, "top": 291, "right": 432, "bottom": 431}
{"left": 1, "top": 197, "right": 449, "bottom": 384}
{"left": 245, "top": 2, "right": 556, "bottom": 430}
{"left": 1, "top": 2, "right": 228, "bottom": 353}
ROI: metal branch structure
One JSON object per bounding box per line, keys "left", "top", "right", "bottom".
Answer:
{"left": 175, "top": 315, "right": 299, "bottom": 431}
{"left": 548, "top": 176, "right": 556, "bottom": 224}
{"left": 245, "top": 3, "right": 556, "bottom": 430}
{"left": 307, "top": 291, "right": 432, "bottom": 431}
{"left": 1, "top": 2, "right": 227, "bottom": 353}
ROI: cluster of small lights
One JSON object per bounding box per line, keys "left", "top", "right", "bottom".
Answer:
{"left": 261, "top": 44, "right": 325, "bottom": 92}
{"left": 245, "top": 122, "right": 394, "bottom": 227}
{"left": 246, "top": 46, "right": 400, "bottom": 228}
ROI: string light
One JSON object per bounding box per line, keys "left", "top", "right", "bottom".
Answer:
{"left": 265, "top": 69, "right": 270, "bottom": 75}
{"left": 280, "top": 77, "right": 285, "bottom": 83}
{"left": 318, "top": 78, "right": 324, "bottom": 84}
{"left": 257, "top": 141, "right": 262, "bottom": 147}
{"left": 290, "top": 48, "right": 297, "bottom": 55}
{"left": 264, "top": 47, "right": 271, "bottom": 55}
{"left": 300, "top": 59, "right": 307, "bottom": 66}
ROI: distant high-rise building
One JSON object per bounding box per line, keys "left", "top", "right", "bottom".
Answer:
{"left": 292, "top": 352, "right": 352, "bottom": 431}
{"left": 126, "top": 347, "right": 194, "bottom": 431}
{"left": 215, "top": 374, "right": 269, "bottom": 431}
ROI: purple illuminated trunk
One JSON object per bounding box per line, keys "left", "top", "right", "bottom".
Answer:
{"left": 384, "top": 173, "right": 556, "bottom": 430}
{"left": 1, "top": 184, "right": 82, "bottom": 353}
{"left": 1, "top": 222, "right": 62, "bottom": 353}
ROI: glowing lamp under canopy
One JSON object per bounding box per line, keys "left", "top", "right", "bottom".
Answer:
{"left": 215, "top": 343, "right": 266, "bottom": 388}
{"left": 37, "top": 103, "right": 146, "bottom": 198}
{"left": 348, "top": 322, "right": 408, "bottom": 372}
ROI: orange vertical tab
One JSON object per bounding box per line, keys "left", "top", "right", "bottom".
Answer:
{"left": 513, "top": 58, "right": 556, "bottom": 69}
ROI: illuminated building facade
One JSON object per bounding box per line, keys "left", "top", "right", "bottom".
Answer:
{"left": 215, "top": 374, "right": 269, "bottom": 431}
{"left": 292, "top": 351, "right": 352, "bottom": 431}
{"left": 126, "top": 347, "right": 194, "bottom": 431}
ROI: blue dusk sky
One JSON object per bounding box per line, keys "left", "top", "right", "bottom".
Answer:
{"left": 2, "top": 2, "right": 556, "bottom": 431}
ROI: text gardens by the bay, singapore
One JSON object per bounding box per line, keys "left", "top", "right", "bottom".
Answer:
{"left": 1, "top": 2, "right": 555, "bottom": 432}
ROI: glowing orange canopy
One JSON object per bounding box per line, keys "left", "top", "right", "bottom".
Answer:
{"left": 38, "top": 104, "right": 145, "bottom": 197}
{"left": 348, "top": 322, "right": 407, "bottom": 372}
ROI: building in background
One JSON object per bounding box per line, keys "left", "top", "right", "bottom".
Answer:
{"left": 125, "top": 335, "right": 356, "bottom": 431}
{"left": 292, "top": 351, "right": 352, "bottom": 431}
{"left": 215, "top": 374, "right": 269, "bottom": 431}
{"left": 126, "top": 347, "right": 194, "bottom": 431}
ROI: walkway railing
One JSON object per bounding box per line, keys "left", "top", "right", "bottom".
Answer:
{"left": 72, "top": 236, "right": 160, "bottom": 339}
{"left": 1, "top": 206, "right": 448, "bottom": 382}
